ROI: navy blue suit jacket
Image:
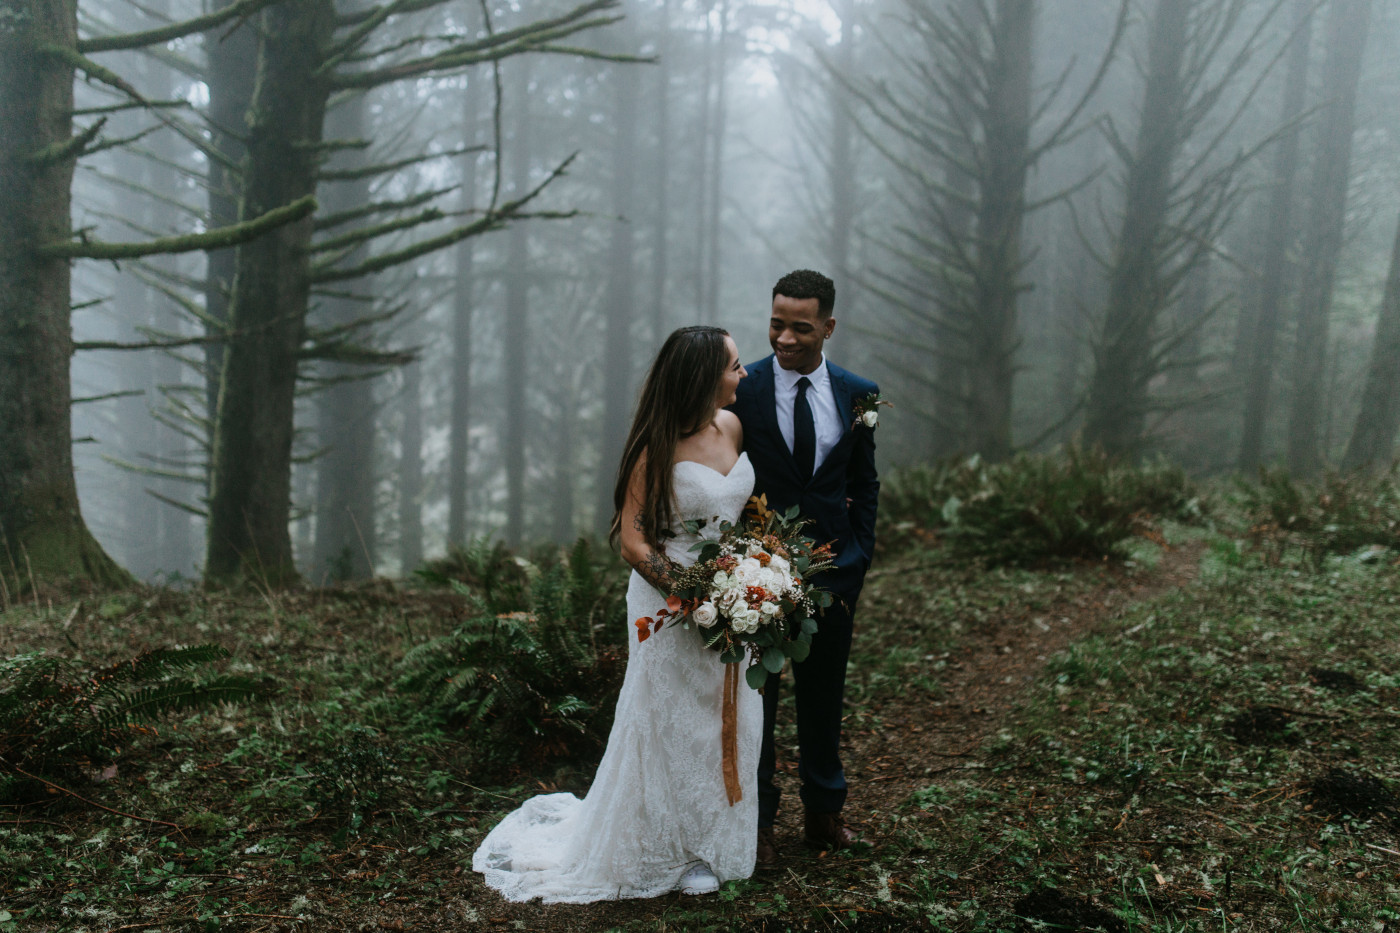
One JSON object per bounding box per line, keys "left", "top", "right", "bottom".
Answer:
{"left": 729, "top": 355, "right": 879, "bottom": 597}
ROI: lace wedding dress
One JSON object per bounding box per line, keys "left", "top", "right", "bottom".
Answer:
{"left": 473, "top": 453, "right": 761, "bottom": 903}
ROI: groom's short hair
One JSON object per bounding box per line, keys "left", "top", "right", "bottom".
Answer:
{"left": 773, "top": 269, "right": 836, "bottom": 318}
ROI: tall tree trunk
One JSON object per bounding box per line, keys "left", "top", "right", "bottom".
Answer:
{"left": 502, "top": 62, "right": 533, "bottom": 549}
{"left": 399, "top": 354, "right": 424, "bottom": 570}
{"left": 929, "top": 0, "right": 981, "bottom": 458}
{"left": 202, "top": 1, "right": 257, "bottom": 457}
{"left": 1237, "top": 0, "right": 1313, "bottom": 471}
{"left": 1342, "top": 214, "right": 1400, "bottom": 469}
{"left": 0, "top": 0, "right": 129, "bottom": 590}
{"left": 701, "top": 0, "right": 729, "bottom": 326}
{"left": 553, "top": 370, "right": 578, "bottom": 544}
{"left": 311, "top": 94, "right": 377, "bottom": 582}
{"left": 966, "top": 0, "right": 1033, "bottom": 462}
{"left": 1286, "top": 0, "right": 1372, "bottom": 475}
{"left": 447, "top": 96, "right": 483, "bottom": 549}
{"left": 650, "top": 0, "right": 672, "bottom": 344}
{"left": 692, "top": 8, "right": 715, "bottom": 319}
{"left": 1082, "top": 0, "right": 1189, "bottom": 456}
{"left": 596, "top": 57, "right": 640, "bottom": 534}
{"left": 206, "top": 0, "right": 335, "bottom": 585}
{"left": 828, "top": 0, "right": 857, "bottom": 349}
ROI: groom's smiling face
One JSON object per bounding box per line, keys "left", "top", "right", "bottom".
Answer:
{"left": 770, "top": 295, "right": 835, "bottom": 375}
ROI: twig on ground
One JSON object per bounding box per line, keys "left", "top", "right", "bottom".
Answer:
{"left": 12, "top": 766, "right": 181, "bottom": 830}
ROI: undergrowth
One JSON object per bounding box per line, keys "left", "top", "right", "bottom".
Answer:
{"left": 401, "top": 539, "right": 627, "bottom": 774}
{"left": 880, "top": 446, "right": 1201, "bottom": 566}
{"left": 0, "top": 644, "right": 258, "bottom": 801}
{"left": 1236, "top": 465, "right": 1400, "bottom": 567}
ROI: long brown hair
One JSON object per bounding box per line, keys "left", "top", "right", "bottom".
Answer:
{"left": 609, "top": 326, "right": 731, "bottom": 548}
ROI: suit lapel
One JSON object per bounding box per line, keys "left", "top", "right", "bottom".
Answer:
{"left": 814, "top": 364, "right": 854, "bottom": 480}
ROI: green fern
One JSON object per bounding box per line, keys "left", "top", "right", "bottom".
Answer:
{"left": 0, "top": 644, "right": 260, "bottom": 800}
{"left": 400, "top": 539, "right": 627, "bottom": 775}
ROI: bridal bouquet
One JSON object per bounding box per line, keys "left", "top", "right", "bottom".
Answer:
{"left": 635, "top": 494, "right": 835, "bottom": 691}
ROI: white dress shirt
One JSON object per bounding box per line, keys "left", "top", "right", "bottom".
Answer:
{"left": 773, "top": 354, "right": 843, "bottom": 474}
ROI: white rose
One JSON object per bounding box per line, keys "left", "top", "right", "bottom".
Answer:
{"left": 717, "top": 587, "right": 742, "bottom": 609}
{"left": 737, "top": 557, "right": 762, "bottom": 580}
{"left": 862, "top": 410, "right": 879, "bottom": 428}
{"left": 692, "top": 601, "right": 719, "bottom": 628}
{"left": 737, "top": 608, "right": 762, "bottom": 633}
{"left": 760, "top": 601, "right": 781, "bottom": 617}
{"left": 745, "top": 541, "right": 766, "bottom": 558}
{"left": 769, "top": 555, "right": 790, "bottom": 575}
{"left": 712, "top": 570, "right": 731, "bottom": 588}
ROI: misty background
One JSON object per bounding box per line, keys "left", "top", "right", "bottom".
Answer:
{"left": 46, "top": 0, "right": 1400, "bottom": 584}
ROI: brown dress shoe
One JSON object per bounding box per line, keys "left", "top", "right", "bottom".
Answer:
{"left": 803, "top": 810, "right": 860, "bottom": 851}
{"left": 757, "top": 826, "right": 778, "bottom": 865}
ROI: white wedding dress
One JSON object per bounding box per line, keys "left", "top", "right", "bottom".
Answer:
{"left": 473, "top": 453, "right": 762, "bottom": 903}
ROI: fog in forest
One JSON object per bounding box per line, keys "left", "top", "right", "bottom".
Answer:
{"left": 4, "top": 0, "right": 1398, "bottom": 586}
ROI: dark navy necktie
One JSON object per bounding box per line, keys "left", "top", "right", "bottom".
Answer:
{"left": 793, "top": 376, "right": 816, "bottom": 480}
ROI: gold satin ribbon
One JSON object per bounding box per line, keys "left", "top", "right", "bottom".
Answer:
{"left": 722, "top": 662, "right": 742, "bottom": 806}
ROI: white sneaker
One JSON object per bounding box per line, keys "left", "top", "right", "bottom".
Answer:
{"left": 678, "top": 862, "right": 720, "bottom": 895}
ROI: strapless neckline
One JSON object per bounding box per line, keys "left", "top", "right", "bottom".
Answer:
{"left": 674, "top": 451, "right": 750, "bottom": 479}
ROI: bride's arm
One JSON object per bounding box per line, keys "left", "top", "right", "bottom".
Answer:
{"left": 618, "top": 454, "right": 680, "bottom": 595}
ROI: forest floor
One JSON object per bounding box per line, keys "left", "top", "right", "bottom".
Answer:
{"left": 3, "top": 522, "right": 1400, "bottom": 932}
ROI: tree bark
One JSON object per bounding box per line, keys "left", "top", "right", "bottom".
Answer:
{"left": 0, "top": 0, "right": 130, "bottom": 590}
{"left": 1082, "top": 0, "right": 1189, "bottom": 456}
{"left": 311, "top": 93, "right": 377, "bottom": 582}
{"left": 399, "top": 353, "right": 424, "bottom": 571}
{"left": 649, "top": 0, "right": 671, "bottom": 345}
{"left": 202, "top": 0, "right": 258, "bottom": 456}
{"left": 595, "top": 54, "right": 639, "bottom": 535}
{"left": 965, "top": 0, "right": 1033, "bottom": 462}
{"left": 1285, "top": 0, "right": 1372, "bottom": 475}
{"left": 828, "top": 0, "right": 858, "bottom": 353}
{"left": 205, "top": 0, "right": 336, "bottom": 586}
{"left": 1341, "top": 213, "right": 1400, "bottom": 470}
{"left": 701, "top": 0, "right": 729, "bottom": 327}
{"left": 447, "top": 94, "right": 483, "bottom": 549}
{"left": 502, "top": 62, "right": 533, "bottom": 549}
{"left": 1237, "top": 0, "right": 1312, "bottom": 471}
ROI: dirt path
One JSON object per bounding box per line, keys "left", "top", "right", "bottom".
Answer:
{"left": 831, "top": 542, "right": 1206, "bottom": 849}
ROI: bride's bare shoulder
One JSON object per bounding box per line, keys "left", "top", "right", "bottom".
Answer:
{"left": 715, "top": 409, "right": 743, "bottom": 450}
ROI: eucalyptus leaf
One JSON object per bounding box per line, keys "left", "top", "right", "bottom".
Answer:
{"left": 746, "top": 664, "right": 769, "bottom": 690}
{"left": 762, "top": 646, "right": 786, "bottom": 674}
{"left": 787, "top": 639, "right": 811, "bottom": 663}
{"left": 801, "top": 617, "right": 818, "bottom": 636}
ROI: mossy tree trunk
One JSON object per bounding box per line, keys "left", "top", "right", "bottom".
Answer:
{"left": 0, "top": 0, "right": 130, "bottom": 591}
{"left": 205, "top": 0, "right": 336, "bottom": 586}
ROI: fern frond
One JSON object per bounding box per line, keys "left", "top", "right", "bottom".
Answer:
{"left": 100, "top": 676, "right": 261, "bottom": 726}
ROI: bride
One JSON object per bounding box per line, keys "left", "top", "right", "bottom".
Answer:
{"left": 473, "top": 325, "right": 761, "bottom": 902}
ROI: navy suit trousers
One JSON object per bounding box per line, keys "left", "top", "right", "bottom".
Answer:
{"left": 757, "top": 584, "right": 860, "bottom": 824}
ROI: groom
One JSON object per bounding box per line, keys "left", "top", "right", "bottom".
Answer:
{"left": 729, "top": 269, "right": 880, "bottom": 863}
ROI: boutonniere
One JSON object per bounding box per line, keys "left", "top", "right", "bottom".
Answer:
{"left": 852, "top": 392, "right": 891, "bottom": 429}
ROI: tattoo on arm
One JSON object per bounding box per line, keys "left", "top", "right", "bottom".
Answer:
{"left": 636, "top": 549, "right": 676, "bottom": 595}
